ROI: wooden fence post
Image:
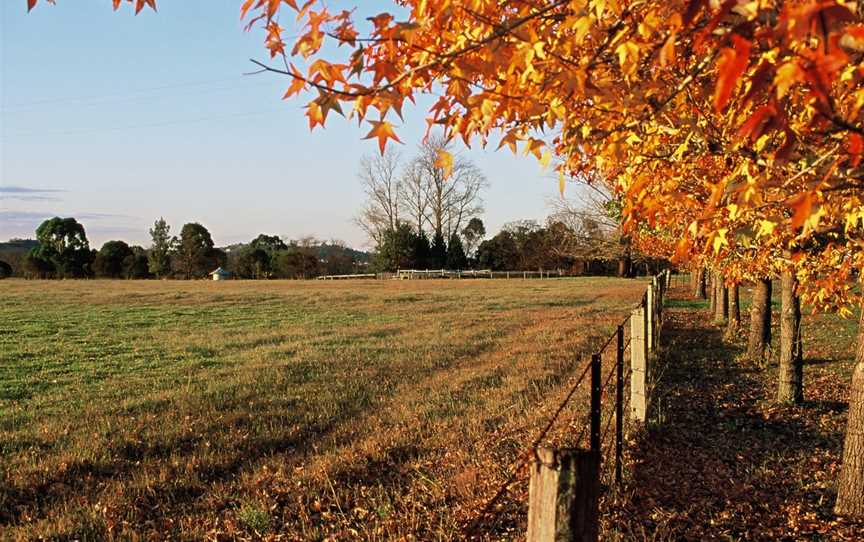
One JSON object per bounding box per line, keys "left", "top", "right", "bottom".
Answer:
{"left": 527, "top": 448, "right": 600, "bottom": 542}
{"left": 631, "top": 306, "right": 648, "bottom": 423}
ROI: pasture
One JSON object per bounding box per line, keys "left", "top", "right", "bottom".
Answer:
{"left": 0, "top": 278, "right": 645, "bottom": 540}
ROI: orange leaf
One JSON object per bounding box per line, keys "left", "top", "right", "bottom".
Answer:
{"left": 27, "top": 0, "right": 37, "bottom": 11}
{"left": 790, "top": 192, "right": 812, "bottom": 230}
{"left": 659, "top": 34, "right": 676, "bottom": 68}
{"left": 363, "top": 120, "right": 402, "bottom": 154}
{"left": 737, "top": 104, "right": 777, "bottom": 142}
{"left": 713, "top": 34, "right": 751, "bottom": 113}
{"left": 282, "top": 64, "right": 307, "bottom": 99}
{"left": 849, "top": 133, "right": 863, "bottom": 167}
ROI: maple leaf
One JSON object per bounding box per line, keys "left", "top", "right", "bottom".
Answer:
{"left": 714, "top": 35, "right": 751, "bottom": 112}
{"left": 789, "top": 193, "right": 813, "bottom": 231}
{"left": 434, "top": 149, "right": 453, "bottom": 179}
{"left": 363, "top": 120, "right": 402, "bottom": 154}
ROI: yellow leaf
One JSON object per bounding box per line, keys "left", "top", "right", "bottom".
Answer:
{"left": 757, "top": 219, "right": 776, "bottom": 238}
{"left": 712, "top": 228, "right": 728, "bottom": 253}
{"left": 435, "top": 149, "right": 454, "bottom": 179}
{"left": 615, "top": 41, "right": 640, "bottom": 76}
{"left": 573, "top": 16, "right": 592, "bottom": 44}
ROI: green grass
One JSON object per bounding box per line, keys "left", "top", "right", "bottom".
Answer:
{"left": 0, "top": 277, "right": 645, "bottom": 540}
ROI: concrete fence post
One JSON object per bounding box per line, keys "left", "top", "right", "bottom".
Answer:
{"left": 631, "top": 306, "right": 648, "bottom": 423}
{"left": 646, "top": 283, "right": 655, "bottom": 353}
{"left": 527, "top": 448, "right": 600, "bottom": 542}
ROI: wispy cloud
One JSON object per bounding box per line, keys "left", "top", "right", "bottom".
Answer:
{"left": 0, "top": 211, "right": 142, "bottom": 243}
{"left": 0, "top": 186, "right": 65, "bottom": 202}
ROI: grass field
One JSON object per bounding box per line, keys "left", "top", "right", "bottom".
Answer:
{"left": 0, "top": 277, "right": 645, "bottom": 540}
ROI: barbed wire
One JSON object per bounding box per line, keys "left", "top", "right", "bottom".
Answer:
{"left": 462, "top": 355, "right": 593, "bottom": 536}
{"left": 461, "top": 272, "right": 667, "bottom": 538}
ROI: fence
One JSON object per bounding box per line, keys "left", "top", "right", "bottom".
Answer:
{"left": 395, "top": 269, "right": 566, "bottom": 280}
{"left": 463, "top": 269, "right": 671, "bottom": 541}
{"left": 315, "top": 273, "right": 377, "bottom": 280}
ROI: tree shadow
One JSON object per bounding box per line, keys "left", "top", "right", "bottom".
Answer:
{"left": 606, "top": 307, "right": 864, "bottom": 539}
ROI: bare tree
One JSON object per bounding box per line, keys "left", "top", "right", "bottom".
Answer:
{"left": 354, "top": 148, "right": 402, "bottom": 245}
{"left": 401, "top": 160, "right": 429, "bottom": 235}
{"left": 546, "top": 194, "right": 619, "bottom": 261}
{"left": 546, "top": 172, "right": 635, "bottom": 276}
{"left": 409, "top": 136, "right": 487, "bottom": 239}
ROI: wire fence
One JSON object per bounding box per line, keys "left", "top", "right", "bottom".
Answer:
{"left": 461, "top": 269, "right": 671, "bottom": 539}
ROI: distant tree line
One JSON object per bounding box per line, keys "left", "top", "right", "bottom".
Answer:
{"left": 0, "top": 217, "right": 369, "bottom": 279}
{"left": 224, "top": 234, "right": 368, "bottom": 279}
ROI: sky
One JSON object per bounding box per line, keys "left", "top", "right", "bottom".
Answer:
{"left": 1, "top": 0, "right": 560, "bottom": 249}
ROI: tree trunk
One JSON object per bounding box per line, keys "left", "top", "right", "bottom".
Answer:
{"left": 747, "top": 278, "right": 773, "bottom": 363}
{"left": 617, "top": 236, "right": 632, "bottom": 278}
{"left": 836, "top": 306, "right": 864, "bottom": 517}
{"left": 726, "top": 282, "right": 741, "bottom": 334}
{"left": 695, "top": 268, "right": 707, "bottom": 299}
{"left": 709, "top": 273, "right": 717, "bottom": 314}
{"left": 777, "top": 265, "right": 803, "bottom": 403}
{"left": 714, "top": 272, "right": 728, "bottom": 322}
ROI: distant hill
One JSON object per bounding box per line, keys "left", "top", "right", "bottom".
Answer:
{"left": 315, "top": 243, "right": 371, "bottom": 263}
{"left": 0, "top": 238, "right": 39, "bottom": 252}
{"left": 0, "top": 239, "right": 39, "bottom": 277}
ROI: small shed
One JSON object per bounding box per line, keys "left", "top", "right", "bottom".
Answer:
{"left": 210, "top": 267, "right": 231, "bottom": 281}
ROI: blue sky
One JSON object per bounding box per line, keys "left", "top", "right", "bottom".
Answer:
{"left": 1, "top": 0, "right": 558, "bottom": 249}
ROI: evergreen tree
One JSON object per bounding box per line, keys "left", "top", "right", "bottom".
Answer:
{"left": 33, "top": 217, "right": 93, "bottom": 278}
{"left": 373, "top": 223, "right": 416, "bottom": 272}
{"left": 412, "top": 230, "right": 431, "bottom": 269}
{"left": 446, "top": 233, "right": 467, "bottom": 270}
{"left": 430, "top": 230, "right": 447, "bottom": 268}
{"left": 148, "top": 217, "right": 175, "bottom": 278}
{"left": 175, "top": 223, "right": 218, "bottom": 279}
{"left": 93, "top": 240, "right": 133, "bottom": 278}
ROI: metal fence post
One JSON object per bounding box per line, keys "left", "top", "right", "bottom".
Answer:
{"left": 615, "top": 324, "right": 624, "bottom": 485}
{"left": 590, "top": 353, "right": 601, "bottom": 454}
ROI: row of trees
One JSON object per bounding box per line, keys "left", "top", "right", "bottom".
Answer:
{"left": 19, "top": 217, "right": 225, "bottom": 280}
{"left": 225, "top": 234, "right": 366, "bottom": 279}
{"left": 9, "top": 217, "right": 367, "bottom": 280}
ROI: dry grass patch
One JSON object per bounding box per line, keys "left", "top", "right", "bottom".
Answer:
{"left": 0, "top": 277, "right": 645, "bottom": 540}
